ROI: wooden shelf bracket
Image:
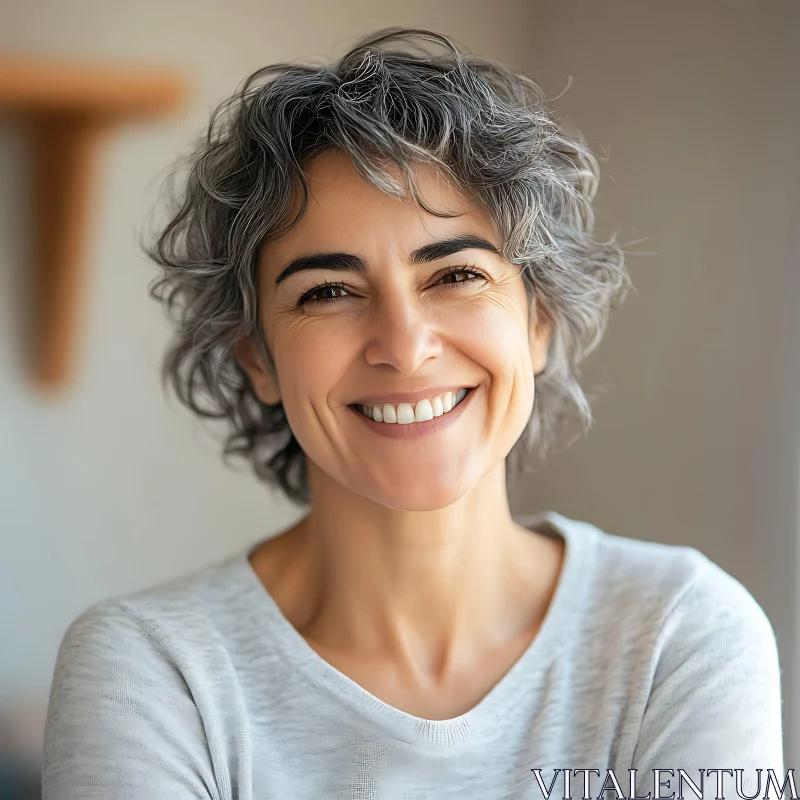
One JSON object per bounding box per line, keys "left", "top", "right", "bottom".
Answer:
{"left": 0, "top": 55, "right": 188, "bottom": 391}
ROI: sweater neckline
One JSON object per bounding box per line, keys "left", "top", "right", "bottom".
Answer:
{"left": 235, "top": 509, "right": 590, "bottom": 751}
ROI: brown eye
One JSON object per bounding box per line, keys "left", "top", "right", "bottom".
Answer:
{"left": 297, "top": 281, "right": 352, "bottom": 306}
{"left": 436, "top": 266, "right": 487, "bottom": 286}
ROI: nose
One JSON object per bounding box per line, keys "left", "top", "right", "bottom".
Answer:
{"left": 363, "top": 289, "right": 443, "bottom": 373}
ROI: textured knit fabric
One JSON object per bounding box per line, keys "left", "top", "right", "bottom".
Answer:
{"left": 41, "top": 510, "right": 784, "bottom": 799}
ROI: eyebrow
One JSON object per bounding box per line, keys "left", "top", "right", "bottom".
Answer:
{"left": 273, "top": 234, "right": 500, "bottom": 286}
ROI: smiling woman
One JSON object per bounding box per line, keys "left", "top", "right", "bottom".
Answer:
{"left": 41, "top": 26, "right": 784, "bottom": 800}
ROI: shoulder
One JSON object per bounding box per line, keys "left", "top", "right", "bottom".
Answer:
{"left": 556, "top": 515, "right": 782, "bottom": 761}
{"left": 605, "top": 524, "right": 775, "bottom": 648}
{"left": 597, "top": 521, "right": 781, "bottom": 703}
{"left": 58, "top": 595, "right": 156, "bottom": 661}
{"left": 588, "top": 532, "right": 786, "bottom": 768}
{"left": 537, "top": 512, "right": 704, "bottom": 621}
{"left": 543, "top": 511, "right": 778, "bottom": 661}
{"left": 45, "top": 555, "right": 255, "bottom": 748}
{"left": 54, "top": 553, "right": 256, "bottom": 685}
{"left": 649, "top": 550, "right": 780, "bottom": 679}
{"left": 50, "top": 597, "right": 183, "bottom": 710}
{"left": 45, "top": 592, "right": 213, "bottom": 743}
{"left": 42, "top": 568, "right": 245, "bottom": 798}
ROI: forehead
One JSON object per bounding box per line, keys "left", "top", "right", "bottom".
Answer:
{"left": 260, "top": 149, "right": 498, "bottom": 266}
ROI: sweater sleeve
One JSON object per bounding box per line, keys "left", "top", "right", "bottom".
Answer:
{"left": 631, "top": 557, "right": 785, "bottom": 798}
{"left": 42, "top": 599, "right": 219, "bottom": 800}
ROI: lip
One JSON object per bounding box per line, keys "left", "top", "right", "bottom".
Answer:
{"left": 349, "top": 386, "right": 477, "bottom": 439}
{"left": 350, "top": 385, "right": 476, "bottom": 405}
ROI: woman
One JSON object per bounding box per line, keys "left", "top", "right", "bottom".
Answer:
{"left": 42, "top": 27, "right": 784, "bottom": 800}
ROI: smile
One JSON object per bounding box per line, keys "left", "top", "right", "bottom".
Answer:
{"left": 355, "top": 388, "right": 471, "bottom": 424}
{"left": 348, "top": 387, "right": 477, "bottom": 439}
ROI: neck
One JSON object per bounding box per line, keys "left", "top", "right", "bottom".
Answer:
{"left": 262, "top": 460, "right": 555, "bottom": 680}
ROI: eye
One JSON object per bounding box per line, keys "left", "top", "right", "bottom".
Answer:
{"left": 434, "top": 265, "right": 488, "bottom": 287}
{"left": 297, "top": 281, "right": 352, "bottom": 306}
{"left": 297, "top": 265, "right": 486, "bottom": 306}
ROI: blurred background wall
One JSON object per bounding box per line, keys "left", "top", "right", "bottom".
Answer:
{"left": 508, "top": 0, "right": 800, "bottom": 769}
{"left": 0, "top": 0, "right": 797, "bottom": 793}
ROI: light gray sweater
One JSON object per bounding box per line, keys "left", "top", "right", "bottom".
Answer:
{"left": 41, "top": 511, "right": 785, "bottom": 799}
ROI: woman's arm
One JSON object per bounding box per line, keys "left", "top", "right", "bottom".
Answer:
{"left": 631, "top": 560, "right": 784, "bottom": 797}
{"left": 42, "top": 599, "right": 219, "bottom": 800}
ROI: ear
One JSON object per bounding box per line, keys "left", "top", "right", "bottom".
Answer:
{"left": 234, "top": 337, "right": 281, "bottom": 405}
{"left": 529, "top": 293, "right": 554, "bottom": 377}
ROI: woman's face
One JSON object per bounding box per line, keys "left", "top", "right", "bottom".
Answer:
{"left": 239, "top": 149, "right": 552, "bottom": 511}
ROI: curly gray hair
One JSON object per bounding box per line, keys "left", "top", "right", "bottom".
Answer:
{"left": 144, "top": 26, "right": 632, "bottom": 506}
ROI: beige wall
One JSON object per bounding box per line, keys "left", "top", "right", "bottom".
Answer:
{"left": 1, "top": 0, "right": 797, "bottom": 774}
{"left": 510, "top": 0, "right": 800, "bottom": 766}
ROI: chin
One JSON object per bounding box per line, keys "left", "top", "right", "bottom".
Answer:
{"left": 359, "top": 470, "right": 477, "bottom": 512}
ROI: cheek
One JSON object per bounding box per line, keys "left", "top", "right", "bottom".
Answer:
{"left": 271, "top": 317, "right": 355, "bottom": 422}
{"left": 447, "top": 300, "right": 535, "bottom": 433}
{"left": 445, "top": 299, "right": 531, "bottom": 381}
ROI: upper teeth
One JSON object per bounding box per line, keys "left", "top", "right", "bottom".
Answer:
{"left": 358, "top": 388, "right": 469, "bottom": 424}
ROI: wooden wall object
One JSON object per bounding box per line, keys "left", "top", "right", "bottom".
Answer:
{"left": 0, "top": 55, "right": 188, "bottom": 391}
